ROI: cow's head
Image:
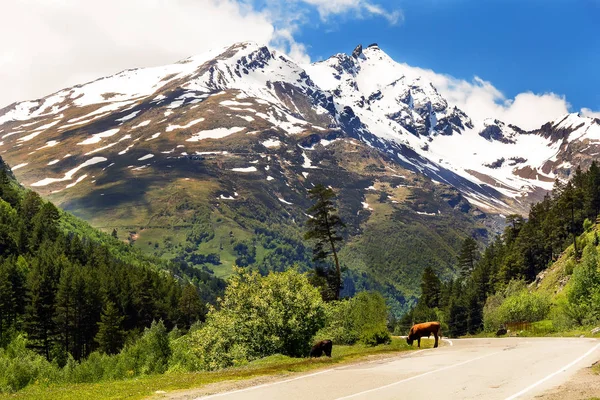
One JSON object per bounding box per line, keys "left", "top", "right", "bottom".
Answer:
{"left": 406, "top": 334, "right": 414, "bottom": 345}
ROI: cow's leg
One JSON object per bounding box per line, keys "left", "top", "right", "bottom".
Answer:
{"left": 433, "top": 332, "right": 439, "bottom": 348}
{"left": 417, "top": 337, "right": 421, "bottom": 348}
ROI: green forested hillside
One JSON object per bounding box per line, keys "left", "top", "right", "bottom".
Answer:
{"left": 0, "top": 157, "right": 395, "bottom": 395}
{"left": 0, "top": 157, "right": 225, "bottom": 360}
{"left": 404, "top": 162, "right": 600, "bottom": 336}
{"left": 44, "top": 135, "right": 487, "bottom": 316}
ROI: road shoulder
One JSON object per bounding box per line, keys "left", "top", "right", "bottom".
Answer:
{"left": 151, "top": 348, "right": 432, "bottom": 400}
{"left": 535, "top": 361, "right": 600, "bottom": 400}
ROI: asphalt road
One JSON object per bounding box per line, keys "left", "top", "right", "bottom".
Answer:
{"left": 195, "top": 337, "right": 600, "bottom": 400}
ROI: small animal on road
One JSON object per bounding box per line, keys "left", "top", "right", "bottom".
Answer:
{"left": 310, "top": 339, "right": 333, "bottom": 358}
{"left": 406, "top": 321, "right": 442, "bottom": 348}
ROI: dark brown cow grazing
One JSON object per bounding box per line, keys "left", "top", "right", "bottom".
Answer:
{"left": 310, "top": 339, "right": 333, "bottom": 358}
{"left": 406, "top": 321, "right": 442, "bottom": 348}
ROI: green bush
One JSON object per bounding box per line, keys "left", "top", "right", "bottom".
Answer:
{"left": 62, "top": 352, "right": 118, "bottom": 383}
{"left": 184, "top": 268, "right": 325, "bottom": 370}
{"left": 117, "top": 320, "right": 172, "bottom": 375}
{"left": 0, "top": 335, "right": 59, "bottom": 393}
{"left": 564, "top": 259, "right": 576, "bottom": 276}
{"left": 483, "top": 281, "right": 551, "bottom": 331}
{"left": 315, "top": 300, "right": 359, "bottom": 344}
{"left": 316, "top": 291, "right": 390, "bottom": 346}
{"left": 360, "top": 326, "right": 391, "bottom": 346}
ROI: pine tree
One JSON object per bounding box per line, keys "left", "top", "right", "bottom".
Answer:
{"left": 447, "top": 296, "right": 468, "bottom": 337}
{"left": 304, "top": 184, "right": 345, "bottom": 300}
{"left": 178, "top": 284, "right": 204, "bottom": 328}
{"left": 419, "top": 266, "right": 441, "bottom": 308}
{"left": 503, "top": 214, "right": 524, "bottom": 245}
{"left": 586, "top": 161, "right": 600, "bottom": 217}
{"left": 561, "top": 181, "right": 583, "bottom": 258}
{"left": 0, "top": 260, "right": 14, "bottom": 343}
{"left": 0, "top": 168, "right": 19, "bottom": 207}
{"left": 31, "top": 202, "right": 60, "bottom": 250}
{"left": 458, "top": 237, "right": 479, "bottom": 278}
{"left": 24, "top": 260, "right": 57, "bottom": 360}
{"left": 111, "top": 229, "right": 118, "bottom": 239}
{"left": 95, "top": 301, "right": 125, "bottom": 355}
{"left": 78, "top": 269, "right": 102, "bottom": 358}
{"left": 54, "top": 264, "right": 76, "bottom": 359}
{"left": 465, "top": 284, "right": 483, "bottom": 334}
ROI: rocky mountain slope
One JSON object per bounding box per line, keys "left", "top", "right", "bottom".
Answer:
{"left": 1, "top": 42, "right": 598, "bottom": 312}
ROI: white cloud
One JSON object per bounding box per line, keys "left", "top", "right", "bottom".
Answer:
{"left": 0, "top": 0, "right": 403, "bottom": 108}
{"left": 582, "top": 108, "right": 600, "bottom": 119}
{"left": 0, "top": 0, "right": 286, "bottom": 107}
{"left": 397, "top": 63, "right": 572, "bottom": 130}
{"left": 299, "top": 0, "right": 402, "bottom": 24}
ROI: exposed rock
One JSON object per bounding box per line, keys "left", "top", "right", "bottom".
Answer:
{"left": 479, "top": 124, "right": 515, "bottom": 144}
{"left": 352, "top": 44, "right": 364, "bottom": 59}
{"left": 484, "top": 158, "right": 505, "bottom": 169}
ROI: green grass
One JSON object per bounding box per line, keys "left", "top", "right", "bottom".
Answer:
{"left": 0, "top": 338, "right": 432, "bottom": 400}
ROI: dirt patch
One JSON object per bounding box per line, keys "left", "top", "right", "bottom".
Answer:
{"left": 535, "top": 361, "right": 600, "bottom": 400}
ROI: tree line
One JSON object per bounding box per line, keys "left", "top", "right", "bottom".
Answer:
{"left": 404, "top": 162, "right": 600, "bottom": 336}
{"left": 0, "top": 165, "right": 224, "bottom": 363}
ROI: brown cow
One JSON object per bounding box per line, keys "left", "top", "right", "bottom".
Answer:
{"left": 406, "top": 321, "right": 442, "bottom": 348}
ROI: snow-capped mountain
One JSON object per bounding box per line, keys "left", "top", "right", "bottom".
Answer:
{"left": 1, "top": 41, "right": 599, "bottom": 216}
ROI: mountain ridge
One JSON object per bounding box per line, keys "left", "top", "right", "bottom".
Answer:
{"left": 0, "top": 41, "right": 598, "bottom": 312}
{"left": 1, "top": 42, "right": 597, "bottom": 213}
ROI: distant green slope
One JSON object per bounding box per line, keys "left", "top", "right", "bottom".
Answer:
{"left": 43, "top": 135, "right": 490, "bottom": 316}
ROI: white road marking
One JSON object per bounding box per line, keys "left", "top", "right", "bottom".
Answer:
{"left": 335, "top": 350, "right": 504, "bottom": 400}
{"left": 195, "top": 368, "right": 336, "bottom": 399}
{"left": 504, "top": 342, "right": 600, "bottom": 400}
{"left": 195, "top": 348, "right": 432, "bottom": 399}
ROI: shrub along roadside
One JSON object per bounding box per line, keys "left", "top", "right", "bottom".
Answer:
{"left": 483, "top": 280, "right": 551, "bottom": 332}
{"left": 315, "top": 291, "right": 391, "bottom": 346}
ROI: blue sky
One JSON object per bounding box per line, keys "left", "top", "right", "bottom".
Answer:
{"left": 290, "top": 0, "right": 599, "bottom": 113}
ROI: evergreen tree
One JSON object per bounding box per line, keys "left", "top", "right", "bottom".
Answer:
{"left": 0, "top": 259, "right": 20, "bottom": 343}
{"left": 304, "top": 184, "right": 345, "bottom": 300}
{"left": 31, "top": 202, "right": 60, "bottom": 250}
{"left": 95, "top": 301, "right": 125, "bottom": 354}
{"left": 24, "top": 261, "right": 57, "bottom": 360}
{"left": 585, "top": 161, "right": 600, "bottom": 217}
{"left": 0, "top": 167, "right": 19, "bottom": 207}
{"left": 54, "top": 263, "right": 76, "bottom": 359}
{"left": 465, "top": 284, "right": 483, "bottom": 334}
{"left": 447, "top": 296, "right": 468, "bottom": 337}
{"left": 419, "top": 266, "right": 441, "bottom": 308}
{"left": 178, "top": 284, "right": 205, "bottom": 328}
{"left": 457, "top": 237, "right": 479, "bottom": 278}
